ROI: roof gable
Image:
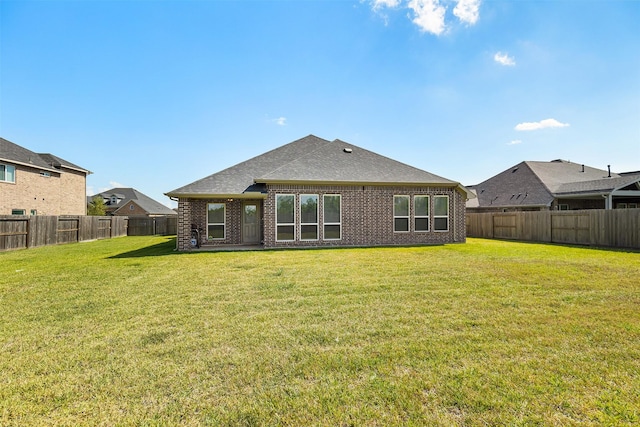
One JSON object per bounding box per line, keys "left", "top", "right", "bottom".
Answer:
{"left": 526, "top": 160, "right": 616, "bottom": 193}
{"left": 472, "top": 162, "right": 554, "bottom": 208}
{"left": 167, "top": 135, "right": 463, "bottom": 198}
{"left": 94, "top": 187, "right": 176, "bottom": 215}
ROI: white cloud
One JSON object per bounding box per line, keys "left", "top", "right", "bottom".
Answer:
{"left": 372, "top": 0, "right": 401, "bottom": 10}
{"left": 453, "top": 0, "right": 480, "bottom": 25}
{"left": 494, "top": 51, "right": 515, "bottom": 66}
{"left": 274, "top": 117, "right": 287, "bottom": 126}
{"left": 370, "top": 0, "right": 481, "bottom": 35}
{"left": 507, "top": 140, "right": 523, "bottom": 145}
{"left": 515, "top": 119, "right": 570, "bottom": 131}
{"left": 109, "top": 181, "right": 126, "bottom": 188}
{"left": 408, "top": 0, "right": 447, "bottom": 35}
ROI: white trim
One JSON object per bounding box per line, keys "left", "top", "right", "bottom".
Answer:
{"left": 323, "top": 194, "right": 342, "bottom": 240}
{"left": 207, "top": 202, "right": 226, "bottom": 240}
{"left": 393, "top": 195, "right": 410, "bottom": 233}
{"left": 433, "top": 195, "right": 449, "bottom": 232}
{"left": 414, "top": 195, "right": 430, "bottom": 232}
{"left": 275, "top": 194, "right": 295, "bottom": 242}
{"left": 0, "top": 163, "right": 16, "bottom": 183}
{"left": 300, "top": 194, "right": 319, "bottom": 241}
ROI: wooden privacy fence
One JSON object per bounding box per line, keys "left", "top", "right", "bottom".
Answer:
{"left": 466, "top": 209, "right": 640, "bottom": 249}
{"left": 0, "top": 215, "right": 128, "bottom": 252}
{"left": 127, "top": 216, "right": 177, "bottom": 236}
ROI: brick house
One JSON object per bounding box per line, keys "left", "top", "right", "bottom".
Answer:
{"left": 89, "top": 188, "right": 177, "bottom": 217}
{"left": 166, "top": 135, "right": 473, "bottom": 251}
{"left": 1, "top": 137, "right": 90, "bottom": 216}
{"left": 466, "top": 160, "right": 640, "bottom": 212}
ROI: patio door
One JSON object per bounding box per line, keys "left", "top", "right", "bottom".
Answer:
{"left": 242, "top": 202, "right": 261, "bottom": 244}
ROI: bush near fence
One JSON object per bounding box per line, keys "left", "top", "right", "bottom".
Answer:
{"left": 0, "top": 216, "right": 128, "bottom": 252}
{"left": 466, "top": 209, "right": 640, "bottom": 249}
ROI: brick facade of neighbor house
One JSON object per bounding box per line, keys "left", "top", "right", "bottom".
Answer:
{"left": 0, "top": 163, "right": 88, "bottom": 216}
{"left": 176, "top": 185, "right": 466, "bottom": 251}
{"left": 1, "top": 138, "right": 90, "bottom": 216}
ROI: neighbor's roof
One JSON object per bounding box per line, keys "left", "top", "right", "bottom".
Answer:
{"left": 0, "top": 137, "right": 90, "bottom": 174}
{"left": 555, "top": 174, "right": 640, "bottom": 195}
{"left": 166, "top": 135, "right": 469, "bottom": 198}
{"left": 468, "top": 159, "right": 638, "bottom": 209}
{"left": 526, "top": 160, "right": 618, "bottom": 193}
{"left": 94, "top": 187, "right": 177, "bottom": 216}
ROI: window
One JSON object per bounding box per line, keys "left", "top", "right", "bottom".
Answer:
{"left": 630, "top": 203, "right": 638, "bottom": 209}
{"left": 394, "top": 196, "right": 410, "bottom": 232}
{"left": 30, "top": 210, "right": 37, "bottom": 216}
{"left": 1, "top": 164, "right": 16, "bottom": 183}
{"left": 129, "top": 204, "right": 135, "bottom": 211}
{"left": 414, "top": 195, "right": 429, "bottom": 232}
{"left": 434, "top": 195, "right": 449, "bottom": 231}
{"left": 276, "top": 194, "right": 295, "bottom": 241}
{"left": 40, "top": 171, "right": 51, "bottom": 177}
{"left": 12, "top": 209, "right": 25, "bottom": 215}
{"left": 558, "top": 204, "right": 569, "bottom": 211}
{"left": 207, "top": 203, "right": 225, "bottom": 240}
{"left": 323, "top": 194, "right": 341, "bottom": 240}
{"left": 300, "top": 194, "right": 318, "bottom": 240}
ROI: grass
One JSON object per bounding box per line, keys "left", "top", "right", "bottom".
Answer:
{"left": 0, "top": 236, "right": 638, "bottom": 426}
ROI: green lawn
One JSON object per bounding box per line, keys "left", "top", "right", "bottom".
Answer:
{"left": 1, "top": 236, "right": 638, "bottom": 426}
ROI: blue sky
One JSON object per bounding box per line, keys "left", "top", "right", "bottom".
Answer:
{"left": 2, "top": 0, "right": 639, "bottom": 208}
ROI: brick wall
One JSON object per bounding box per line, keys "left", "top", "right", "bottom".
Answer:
{"left": 176, "top": 185, "right": 466, "bottom": 251}
{"left": 0, "top": 164, "right": 87, "bottom": 216}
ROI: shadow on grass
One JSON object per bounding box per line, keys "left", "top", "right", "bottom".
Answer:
{"left": 109, "top": 236, "right": 179, "bottom": 258}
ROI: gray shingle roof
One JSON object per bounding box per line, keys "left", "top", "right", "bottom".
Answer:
{"left": 526, "top": 160, "right": 616, "bottom": 193}
{"left": 555, "top": 174, "right": 640, "bottom": 195}
{"left": 93, "top": 188, "right": 177, "bottom": 216}
{"left": 469, "top": 159, "right": 639, "bottom": 209}
{"left": 1, "top": 137, "right": 90, "bottom": 174}
{"left": 166, "top": 135, "right": 465, "bottom": 198}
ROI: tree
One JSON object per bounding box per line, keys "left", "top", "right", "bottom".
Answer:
{"left": 87, "top": 195, "right": 107, "bottom": 216}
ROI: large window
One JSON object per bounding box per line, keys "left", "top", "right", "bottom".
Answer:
{"left": 394, "top": 195, "right": 410, "bottom": 232}
{"left": 300, "top": 194, "right": 319, "bottom": 240}
{"left": 207, "top": 203, "right": 225, "bottom": 240}
{"left": 434, "top": 195, "right": 449, "bottom": 231}
{"left": 276, "top": 194, "right": 295, "bottom": 241}
{"left": 1, "top": 164, "right": 16, "bottom": 183}
{"left": 323, "top": 194, "right": 341, "bottom": 240}
{"left": 414, "top": 195, "right": 430, "bottom": 232}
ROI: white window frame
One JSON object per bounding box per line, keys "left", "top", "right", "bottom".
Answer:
{"left": 414, "top": 195, "right": 430, "bottom": 232}
{"left": 1, "top": 163, "right": 16, "bottom": 183}
{"left": 393, "top": 195, "right": 410, "bottom": 233}
{"left": 207, "top": 203, "right": 226, "bottom": 240}
{"left": 12, "top": 209, "right": 25, "bottom": 215}
{"left": 300, "top": 194, "right": 319, "bottom": 241}
{"left": 323, "top": 194, "right": 342, "bottom": 240}
{"left": 433, "top": 195, "right": 449, "bottom": 232}
{"left": 276, "top": 194, "right": 295, "bottom": 242}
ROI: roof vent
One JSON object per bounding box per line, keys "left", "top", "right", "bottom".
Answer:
{"left": 343, "top": 148, "right": 352, "bottom": 153}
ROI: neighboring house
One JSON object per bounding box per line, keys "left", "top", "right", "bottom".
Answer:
{"left": 90, "top": 188, "right": 177, "bottom": 217}
{"left": 166, "top": 135, "right": 473, "bottom": 251}
{"left": 466, "top": 160, "right": 640, "bottom": 212}
{"left": 0, "top": 137, "right": 90, "bottom": 216}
